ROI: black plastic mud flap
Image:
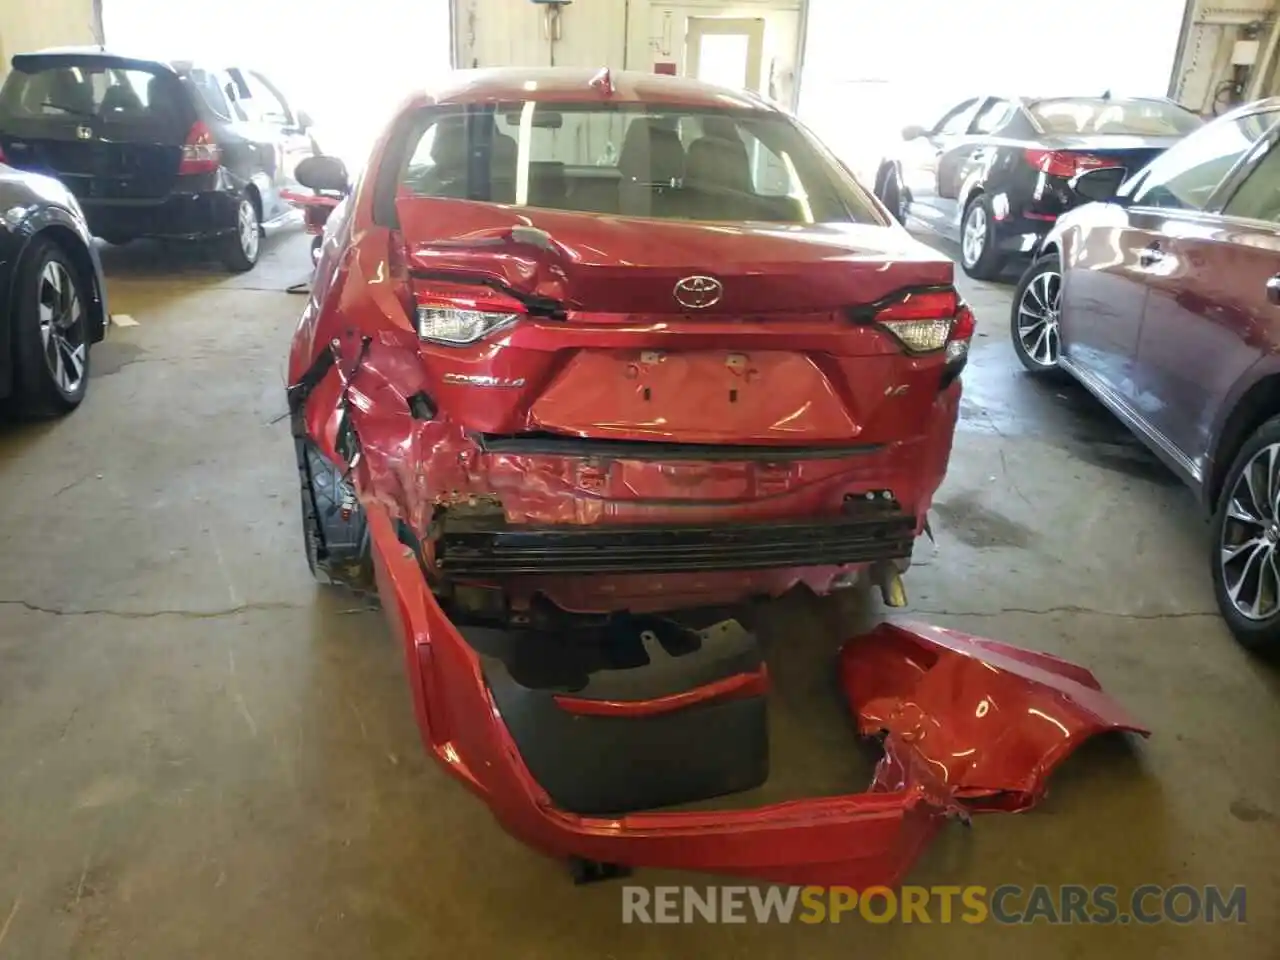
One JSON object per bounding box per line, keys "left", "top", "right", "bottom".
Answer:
{"left": 465, "top": 615, "right": 769, "bottom": 815}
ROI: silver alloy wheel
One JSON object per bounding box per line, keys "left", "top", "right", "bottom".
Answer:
{"left": 961, "top": 203, "right": 987, "bottom": 267}
{"left": 1221, "top": 443, "right": 1280, "bottom": 621}
{"left": 37, "top": 260, "right": 86, "bottom": 395}
{"left": 1016, "top": 269, "right": 1062, "bottom": 366}
{"left": 237, "top": 198, "right": 260, "bottom": 262}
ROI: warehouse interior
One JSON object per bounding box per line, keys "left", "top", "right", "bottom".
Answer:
{"left": 0, "top": 1, "right": 1278, "bottom": 957}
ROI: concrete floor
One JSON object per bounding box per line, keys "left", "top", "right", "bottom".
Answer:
{"left": 0, "top": 226, "right": 1277, "bottom": 958}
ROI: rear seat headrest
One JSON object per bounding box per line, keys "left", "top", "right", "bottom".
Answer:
{"left": 618, "top": 119, "right": 686, "bottom": 183}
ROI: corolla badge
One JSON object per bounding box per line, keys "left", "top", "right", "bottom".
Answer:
{"left": 673, "top": 275, "right": 723, "bottom": 310}
{"left": 75, "top": 126, "right": 93, "bottom": 140}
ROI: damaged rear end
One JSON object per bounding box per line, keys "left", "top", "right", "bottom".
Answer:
{"left": 394, "top": 202, "right": 972, "bottom": 612}
{"left": 290, "top": 91, "right": 976, "bottom": 613}
{"left": 287, "top": 74, "right": 1149, "bottom": 888}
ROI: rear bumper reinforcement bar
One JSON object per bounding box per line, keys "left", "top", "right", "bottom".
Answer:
{"left": 437, "top": 510, "right": 915, "bottom": 576}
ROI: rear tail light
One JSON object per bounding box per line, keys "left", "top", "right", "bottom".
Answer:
{"left": 871, "top": 288, "right": 974, "bottom": 383}
{"left": 1023, "top": 149, "right": 1115, "bottom": 178}
{"left": 873, "top": 289, "right": 960, "bottom": 353}
{"left": 944, "top": 304, "right": 976, "bottom": 365}
{"left": 178, "top": 121, "right": 221, "bottom": 174}
{"left": 412, "top": 279, "right": 526, "bottom": 345}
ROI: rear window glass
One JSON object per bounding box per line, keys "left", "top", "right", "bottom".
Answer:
{"left": 395, "top": 102, "right": 879, "bottom": 225}
{"left": 1029, "top": 98, "right": 1203, "bottom": 136}
{"left": 0, "top": 63, "right": 185, "bottom": 123}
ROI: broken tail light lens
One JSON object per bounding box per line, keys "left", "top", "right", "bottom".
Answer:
{"left": 873, "top": 289, "right": 959, "bottom": 354}
{"left": 412, "top": 280, "right": 526, "bottom": 346}
{"left": 178, "top": 121, "right": 221, "bottom": 175}
{"left": 945, "top": 303, "right": 976, "bottom": 365}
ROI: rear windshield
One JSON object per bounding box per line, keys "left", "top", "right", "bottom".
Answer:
{"left": 1028, "top": 98, "right": 1203, "bottom": 136}
{"left": 0, "top": 62, "right": 186, "bottom": 125}
{"left": 394, "top": 102, "right": 880, "bottom": 225}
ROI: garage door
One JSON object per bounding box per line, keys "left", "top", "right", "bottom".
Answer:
{"left": 798, "top": 0, "right": 1189, "bottom": 183}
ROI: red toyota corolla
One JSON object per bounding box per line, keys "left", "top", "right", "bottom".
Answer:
{"left": 284, "top": 68, "right": 1009, "bottom": 886}
{"left": 288, "top": 67, "right": 972, "bottom": 615}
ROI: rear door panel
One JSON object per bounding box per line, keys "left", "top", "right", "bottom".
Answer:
{"left": 1060, "top": 204, "right": 1159, "bottom": 403}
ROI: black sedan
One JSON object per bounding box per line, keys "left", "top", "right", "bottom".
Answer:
{"left": 0, "top": 163, "right": 107, "bottom": 416}
{"left": 873, "top": 95, "right": 1203, "bottom": 279}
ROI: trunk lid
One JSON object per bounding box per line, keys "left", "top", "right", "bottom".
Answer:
{"left": 397, "top": 198, "right": 964, "bottom": 447}
{"left": 397, "top": 198, "right": 953, "bottom": 315}
{"left": 0, "top": 53, "right": 194, "bottom": 201}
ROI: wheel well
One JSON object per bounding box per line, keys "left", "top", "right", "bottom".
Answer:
{"left": 30, "top": 226, "right": 106, "bottom": 339}
{"left": 962, "top": 187, "right": 984, "bottom": 212}
{"left": 1209, "top": 375, "right": 1280, "bottom": 507}
{"left": 245, "top": 184, "right": 263, "bottom": 222}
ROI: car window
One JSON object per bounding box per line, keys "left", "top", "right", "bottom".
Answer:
{"left": 935, "top": 99, "right": 980, "bottom": 136}
{"left": 1029, "top": 98, "right": 1203, "bottom": 136}
{"left": 1128, "top": 110, "right": 1280, "bottom": 211}
{"left": 1223, "top": 138, "right": 1280, "bottom": 222}
{"left": 971, "top": 99, "right": 1015, "bottom": 135}
{"left": 0, "top": 62, "right": 186, "bottom": 124}
{"left": 225, "top": 68, "right": 290, "bottom": 125}
{"left": 395, "top": 103, "right": 880, "bottom": 225}
{"left": 185, "top": 67, "right": 232, "bottom": 120}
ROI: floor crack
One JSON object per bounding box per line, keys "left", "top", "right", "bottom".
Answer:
{"left": 0, "top": 598, "right": 305, "bottom": 619}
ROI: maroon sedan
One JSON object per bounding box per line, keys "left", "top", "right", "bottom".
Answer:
{"left": 1010, "top": 97, "right": 1280, "bottom": 651}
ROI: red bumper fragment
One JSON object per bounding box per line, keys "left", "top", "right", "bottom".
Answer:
{"left": 368, "top": 503, "right": 1148, "bottom": 887}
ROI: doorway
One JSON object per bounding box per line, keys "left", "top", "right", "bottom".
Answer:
{"left": 686, "top": 17, "right": 765, "bottom": 93}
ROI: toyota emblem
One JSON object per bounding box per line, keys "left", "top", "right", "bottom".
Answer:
{"left": 75, "top": 126, "right": 93, "bottom": 140}
{"left": 673, "top": 275, "right": 723, "bottom": 310}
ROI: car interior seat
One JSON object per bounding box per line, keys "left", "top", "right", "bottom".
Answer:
{"left": 429, "top": 114, "right": 518, "bottom": 203}
{"left": 617, "top": 118, "right": 687, "bottom": 218}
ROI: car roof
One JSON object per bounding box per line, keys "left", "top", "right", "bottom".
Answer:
{"left": 16, "top": 47, "right": 181, "bottom": 74}
{"left": 409, "top": 67, "right": 772, "bottom": 112}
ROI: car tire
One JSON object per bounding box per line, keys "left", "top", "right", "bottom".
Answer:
{"left": 1210, "top": 415, "right": 1280, "bottom": 655}
{"left": 959, "top": 194, "right": 1004, "bottom": 280}
{"left": 8, "top": 236, "right": 91, "bottom": 418}
{"left": 296, "top": 434, "right": 374, "bottom": 593}
{"left": 877, "top": 165, "right": 908, "bottom": 224}
{"left": 219, "top": 192, "right": 261, "bottom": 273}
{"left": 1010, "top": 253, "right": 1066, "bottom": 377}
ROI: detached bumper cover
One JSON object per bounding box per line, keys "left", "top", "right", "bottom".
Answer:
{"left": 368, "top": 502, "right": 1149, "bottom": 888}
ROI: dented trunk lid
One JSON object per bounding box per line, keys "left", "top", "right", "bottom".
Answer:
{"left": 396, "top": 198, "right": 954, "bottom": 315}
{"left": 396, "top": 198, "right": 959, "bottom": 447}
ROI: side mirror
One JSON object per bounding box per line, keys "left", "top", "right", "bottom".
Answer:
{"left": 1070, "top": 166, "right": 1126, "bottom": 203}
{"left": 295, "top": 109, "right": 314, "bottom": 131}
{"left": 296, "top": 155, "right": 349, "bottom": 194}
{"left": 901, "top": 124, "right": 927, "bottom": 141}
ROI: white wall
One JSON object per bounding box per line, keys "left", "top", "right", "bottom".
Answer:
{"left": 455, "top": 0, "right": 802, "bottom": 107}
{"left": 0, "top": 0, "right": 100, "bottom": 80}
